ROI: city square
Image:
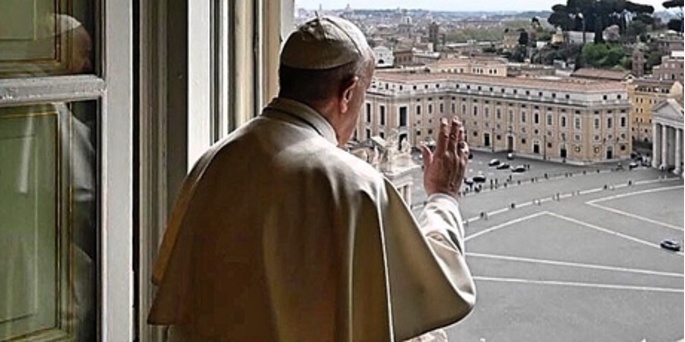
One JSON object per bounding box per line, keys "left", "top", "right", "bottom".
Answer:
{"left": 408, "top": 151, "right": 684, "bottom": 341}
{"left": 1, "top": 0, "right": 683, "bottom": 339}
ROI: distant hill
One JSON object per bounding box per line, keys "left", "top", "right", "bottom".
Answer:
{"left": 301, "top": 7, "right": 552, "bottom": 18}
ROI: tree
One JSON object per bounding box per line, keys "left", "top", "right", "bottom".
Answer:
{"left": 531, "top": 17, "right": 542, "bottom": 30}
{"left": 667, "top": 18, "right": 684, "bottom": 31}
{"left": 645, "top": 50, "right": 664, "bottom": 71}
{"left": 547, "top": 0, "right": 656, "bottom": 40}
{"left": 548, "top": 10, "right": 574, "bottom": 30}
{"left": 581, "top": 42, "right": 626, "bottom": 67}
{"left": 537, "top": 30, "right": 554, "bottom": 41}
{"left": 518, "top": 31, "right": 530, "bottom": 46}
{"left": 626, "top": 19, "right": 648, "bottom": 37}
{"left": 663, "top": 0, "right": 684, "bottom": 32}
{"left": 621, "top": 56, "right": 633, "bottom": 69}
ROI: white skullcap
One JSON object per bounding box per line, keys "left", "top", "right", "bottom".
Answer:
{"left": 280, "top": 15, "right": 369, "bottom": 70}
{"left": 37, "top": 14, "right": 83, "bottom": 39}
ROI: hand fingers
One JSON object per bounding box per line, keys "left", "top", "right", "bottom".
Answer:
{"left": 459, "top": 141, "right": 470, "bottom": 159}
{"left": 420, "top": 143, "right": 433, "bottom": 168}
{"left": 447, "top": 117, "right": 460, "bottom": 152}
{"left": 458, "top": 123, "right": 465, "bottom": 144}
{"left": 435, "top": 117, "right": 449, "bottom": 154}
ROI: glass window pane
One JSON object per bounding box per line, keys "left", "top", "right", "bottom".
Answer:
{"left": 0, "top": 1, "right": 96, "bottom": 78}
{"left": 0, "top": 100, "right": 98, "bottom": 341}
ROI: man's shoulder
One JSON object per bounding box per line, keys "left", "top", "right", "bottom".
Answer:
{"left": 312, "top": 146, "right": 386, "bottom": 189}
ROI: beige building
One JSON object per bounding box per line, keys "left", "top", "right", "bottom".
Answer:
{"left": 652, "top": 98, "right": 684, "bottom": 175}
{"left": 507, "top": 63, "right": 557, "bottom": 77}
{"left": 443, "top": 41, "right": 496, "bottom": 56}
{"left": 571, "top": 68, "right": 634, "bottom": 82}
{"left": 652, "top": 52, "right": 684, "bottom": 84}
{"left": 357, "top": 72, "right": 632, "bottom": 164}
{"left": 502, "top": 31, "right": 520, "bottom": 50}
{"left": 656, "top": 36, "right": 685, "bottom": 54}
{"left": 393, "top": 48, "right": 440, "bottom": 67}
{"left": 425, "top": 57, "right": 508, "bottom": 76}
{"left": 627, "top": 79, "right": 683, "bottom": 143}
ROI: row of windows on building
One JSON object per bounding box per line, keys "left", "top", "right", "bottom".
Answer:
{"left": 462, "top": 115, "right": 625, "bottom": 131}
{"left": 634, "top": 97, "right": 660, "bottom": 104}
{"left": 360, "top": 127, "right": 629, "bottom": 152}
{"left": 635, "top": 86, "right": 671, "bottom": 93}
{"left": 365, "top": 102, "right": 628, "bottom": 130}
{"left": 468, "top": 68, "right": 500, "bottom": 75}
{"left": 371, "top": 81, "right": 623, "bottom": 101}
{"left": 369, "top": 97, "right": 628, "bottom": 114}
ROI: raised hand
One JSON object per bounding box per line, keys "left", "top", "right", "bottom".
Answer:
{"left": 420, "top": 116, "right": 470, "bottom": 199}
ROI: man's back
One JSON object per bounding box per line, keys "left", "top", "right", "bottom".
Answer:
{"left": 150, "top": 99, "right": 398, "bottom": 340}
{"left": 151, "top": 15, "right": 476, "bottom": 342}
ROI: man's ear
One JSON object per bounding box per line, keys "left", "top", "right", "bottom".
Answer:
{"left": 340, "top": 75, "right": 360, "bottom": 114}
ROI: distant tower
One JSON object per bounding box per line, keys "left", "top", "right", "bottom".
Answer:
{"left": 398, "top": 15, "right": 413, "bottom": 38}
{"left": 632, "top": 40, "right": 646, "bottom": 77}
{"left": 429, "top": 21, "right": 440, "bottom": 47}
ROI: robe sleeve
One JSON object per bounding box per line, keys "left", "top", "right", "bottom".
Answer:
{"left": 381, "top": 180, "right": 476, "bottom": 341}
{"left": 418, "top": 193, "right": 467, "bottom": 254}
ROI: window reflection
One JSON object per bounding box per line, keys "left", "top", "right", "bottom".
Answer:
{"left": 0, "top": 8, "right": 94, "bottom": 78}
{"left": 0, "top": 101, "right": 97, "bottom": 341}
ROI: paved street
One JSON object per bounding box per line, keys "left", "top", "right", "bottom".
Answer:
{"left": 410, "top": 150, "right": 630, "bottom": 211}
{"left": 403, "top": 151, "right": 684, "bottom": 341}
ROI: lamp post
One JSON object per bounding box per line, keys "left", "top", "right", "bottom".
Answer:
{"left": 491, "top": 127, "right": 495, "bottom": 153}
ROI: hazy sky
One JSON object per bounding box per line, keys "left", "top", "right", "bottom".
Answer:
{"left": 294, "top": 0, "right": 670, "bottom": 12}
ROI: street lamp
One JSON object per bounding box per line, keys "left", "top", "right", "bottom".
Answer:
{"left": 491, "top": 127, "right": 495, "bottom": 153}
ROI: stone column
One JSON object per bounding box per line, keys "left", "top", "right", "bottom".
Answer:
{"left": 660, "top": 124, "right": 669, "bottom": 171}
{"left": 675, "top": 128, "right": 682, "bottom": 175}
{"left": 652, "top": 123, "right": 661, "bottom": 168}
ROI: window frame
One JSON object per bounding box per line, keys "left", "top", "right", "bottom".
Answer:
{"left": 0, "top": 2, "right": 134, "bottom": 340}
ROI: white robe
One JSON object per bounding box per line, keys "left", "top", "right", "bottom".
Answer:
{"left": 148, "top": 98, "right": 476, "bottom": 341}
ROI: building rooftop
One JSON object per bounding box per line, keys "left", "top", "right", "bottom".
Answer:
{"left": 426, "top": 57, "right": 507, "bottom": 68}
{"left": 631, "top": 77, "right": 675, "bottom": 87}
{"left": 670, "top": 50, "right": 684, "bottom": 58}
{"left": 571, "top": 68, "right": 632, "bottom": 81}
{"left": 373, "top": 71, "right": 627, "bottom": 92}
{"left": 654, "top": 98, "right": 684, "bottom": 116}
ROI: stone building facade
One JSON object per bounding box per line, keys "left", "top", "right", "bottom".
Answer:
{"left": 652, "top": 99, "right": 684, "bottom": 175}
{"left": 357, "top": 72, "right": 632, "bottom": 164}
{"left": 626, "top": 79, "right": 682, "bottom": 143}
{"left": 425, "top": 57, "right": 508, "bottom": 76}
{"left": 652, "top": 52, "right": 684, "bottom": 84}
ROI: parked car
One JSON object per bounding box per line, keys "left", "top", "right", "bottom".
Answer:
{"left": 660, "top": 239, "right": 681, "bottom": 252}
{"left": 488, "top": 159, "right": 501, "bottom": 167}
{"left": 511, "top": 165, "right": 526, "bottom": 173}
{"left": 506, "top": 152, "right": 515, "bottom": 160}
{"left": 464, "top": 178, "right": 474, "bottom": 186}
{"left": 628, "top": 161, "right": 639, "bottom": 170}
{"left": 496, "top": 162, "right": 510, "bottom": 170}
{"left": 472, "top": 174, "right": 487, "bottom": 183}
{"left": 641, "top": 157, "right": 651, "bottom": 167}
